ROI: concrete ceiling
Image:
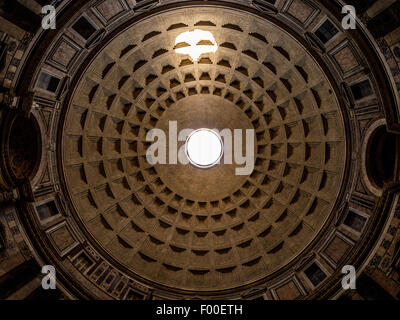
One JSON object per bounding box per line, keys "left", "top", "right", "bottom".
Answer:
{"left": 62, "top": 7, "right": 346, "bottom": 291}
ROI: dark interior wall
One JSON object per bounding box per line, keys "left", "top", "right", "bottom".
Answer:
{"left": 0, "top": 259, "right": 39, "bottom": 299}
{"left": 0, "top": 0, "right": 41, "bottom": 33}
{"left": 367, "top": 1, "right": 400, "bottom": 38}
{"left": 356, "top": 273, "right": 395, "bottom": 300}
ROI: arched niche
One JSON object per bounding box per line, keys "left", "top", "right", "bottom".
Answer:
{"left": 0, "top": 111, "right": 42, "bottom": 190}
{"left": 361, "top": 119, "right": 399, "bottom": 196}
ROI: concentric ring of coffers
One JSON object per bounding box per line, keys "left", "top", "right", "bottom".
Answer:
{"left": 62, "top": 7, "right": 346, "bottom": 291}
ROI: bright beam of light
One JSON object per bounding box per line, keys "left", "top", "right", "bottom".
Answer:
{"left": 175, "top": 29, "right": 218, "bottom": 61}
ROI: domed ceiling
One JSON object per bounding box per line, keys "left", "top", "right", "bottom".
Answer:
{"left": 2, "top": 0, "right": 399, "bottom": 301}
{"left": 62, "top": 7, "right": 346, "bottom": 291}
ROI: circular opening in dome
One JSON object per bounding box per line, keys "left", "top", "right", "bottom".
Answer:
{"left": 186, "top": 129, "right": 223, "bottom": 168}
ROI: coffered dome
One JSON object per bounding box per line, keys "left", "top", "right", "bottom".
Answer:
{"left": 62, "top": 7, "right": 346, "bottom": 292}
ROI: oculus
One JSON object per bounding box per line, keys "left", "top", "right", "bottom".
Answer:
{"left": 185, "top": 128, "right": 223, "bottom": 168}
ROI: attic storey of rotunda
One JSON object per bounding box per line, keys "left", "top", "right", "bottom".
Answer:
{"left": 0, "top": 0, "right": 399, "bottom": 301}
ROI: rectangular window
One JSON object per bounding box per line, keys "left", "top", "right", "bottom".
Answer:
{"left": 304, "top": 262, "right": 327, "bottom": 287}
{"left": 350, "top": 79, "right": 374, "bottom": 101}
{"left": 344, "top": 210, "right": 367, "bottom": 232}
{"left": 315, "top": 19, "right": 339, "bottom": 44}
{"left": 126, "top": 289, "right": 144, "bottom": 300}
{"left": 36, "top": 201, "right": 59, "bottom": 221}
{"left": 72, "top": 16, "right": 97, "bottom": 40}
{"left": 72, "top": 252, "right": 94, "bottom": 273}
{"left": 37, "top": 72, "right": 60, "bottom": 93}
